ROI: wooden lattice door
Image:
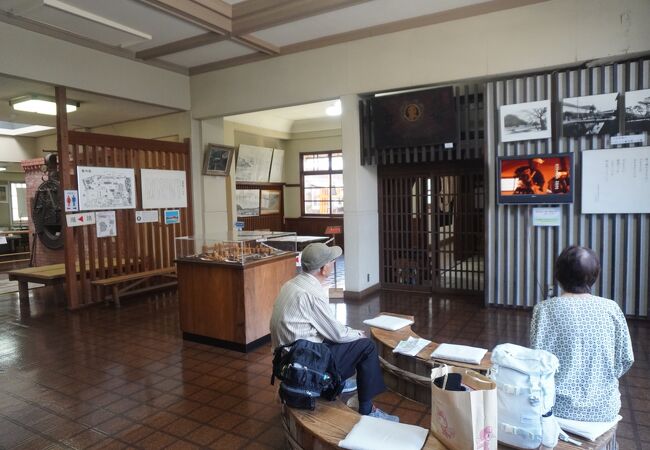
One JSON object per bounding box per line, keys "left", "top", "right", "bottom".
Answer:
{"left": 379, "top": 162, "right": 484, "bottom": 293}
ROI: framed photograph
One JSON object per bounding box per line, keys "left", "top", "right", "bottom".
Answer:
{"left": 562, "top": 93, "right": 619, "bottom": 137}
{"left": 261, "top": 190, "right": 281, "bottom": 215}
{"left": 0, "top": 185, "right": 7, "bottom": 203}
{"left": 235, "top": 189, "right": 260, "bottom": 217}
{"left": 500, "top": 100, "right": 552, "bottom": 142}
{"left": 203, "top": 144, "right": 235, "bottom": 176}
{"left": 625, "top": 88, "right": 650, "bottom": 134}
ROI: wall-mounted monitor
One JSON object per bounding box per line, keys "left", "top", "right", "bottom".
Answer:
{"left": 497, "top": 153, "right": 574, "bottom": 205}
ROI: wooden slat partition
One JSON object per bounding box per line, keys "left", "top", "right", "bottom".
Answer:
{"left": 60, "top": 131, "right": 192, "bottom": 309}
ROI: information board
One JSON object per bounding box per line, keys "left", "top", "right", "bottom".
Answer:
{"left": 582, "top": 146, "right": 650, "bottom": 214}
{"left": 140, "top": 169, "right": 187, "bottom": 209}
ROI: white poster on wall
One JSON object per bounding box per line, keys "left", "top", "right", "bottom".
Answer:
{"left": 96, "top": 211, "right": 117, "bottom": 238}
{"left": 140, "top": 169, "right": 187, "bottom": 209}
{"left": 269, "top": 148, "right": 285, "bottom": 183}
{"left": 135, "top": 210, "right": 159, "bottom": 223}
{"left": 77, "top": 166, "right": 136, "bottom": 211}
{"left": 582, "top": 146, "right": 650, "bottom": 214}
{"left": 235, "top": 144, "right": 273, "bottom": 182}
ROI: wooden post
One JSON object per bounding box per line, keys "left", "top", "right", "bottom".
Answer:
{"left": 56, "top": 86, "right": 79, "bottom": 309}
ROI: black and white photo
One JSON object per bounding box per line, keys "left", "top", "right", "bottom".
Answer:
{"left": 235, "top": 189, "right": 260, "bottom": 217}
{"left": 625, "top": 88, "right": 650, "bottom": 133}
{"left": 235, "top": 144, "right": 273, "bottom": 182}
{"left": 203, "top": 144, "right": 235, "bottom": 176}
{"left": 562, "top": 93, "right": 619, "bottom": 137}
{"left": 499, "top": 100, "right": 552, "bottom": 142}
{"left": 260, "top": 190, "right": 281, "bottom": 215}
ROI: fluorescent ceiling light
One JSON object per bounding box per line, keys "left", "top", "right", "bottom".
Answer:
{"left": 0, "top": 167, "right": 6, "bottom": 172}
{"left": 10, "top": 95, "right": 79, "bottom": 115}
{"left": 0, "top": 121, "right": 54, "bottom": 136}
{"left": 326, "top": 100, "right": 342, "bottom": 116}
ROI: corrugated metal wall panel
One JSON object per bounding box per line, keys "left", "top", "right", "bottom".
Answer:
{"left": 486, "top": 59, "right": 650, "bottom": 317}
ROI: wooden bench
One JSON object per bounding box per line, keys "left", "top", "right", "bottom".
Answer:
{"left": 367, "top": 312, "right": 618, "bottom": 450}
{"left": 91, "top": 267, "right": 177, "bottom": 307}
{"left": 281, "top": 398, "right": 617, "bottom": 450}
{"left": 8, "top": 263, "right": 68, "bottom": 301}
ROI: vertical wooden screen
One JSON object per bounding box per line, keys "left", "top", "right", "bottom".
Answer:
{"left": 378, "top": 163, "right": 484, "bottom": 294}
{"left": 63, "top": 131, "right": 192, "bottom": 309}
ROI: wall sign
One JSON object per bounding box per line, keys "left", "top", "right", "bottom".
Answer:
{"left": 64, "top": 190, "right": 79, "bottom": 212}
{"left": 66, "top": 212, "right": 96, "bottom": 227}
{"left": 135, "top": 210, "right": 159, "bottom": 223}
{"left": 164, "top": 209, "right": 180, "bottom": 224}
{"left": 532, "top": 207, "right": 562, "bottom": 227}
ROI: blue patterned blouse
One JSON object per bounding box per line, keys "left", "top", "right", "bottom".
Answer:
{"left": 530, "top": 295, "right": 634, "bottom": 422}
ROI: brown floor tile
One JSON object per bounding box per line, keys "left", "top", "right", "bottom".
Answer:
{"left": 11, "top": 435, "right": 56, "bottom": 450}
{"left": 184, "top": 424, "right": 224, "bottom": 446}
{"left": 208, "top": 432, "right": 249, "bottom": 449}
{"left": 136, "top": 430, "right": 177, "bottom": 448}
{"left": 62, "top": 429, "right": 108, "bottom": 449}
{"left": 114, "top": 424, "right": 156, "bottom": 444}
{"left": 210, "top": 411, "right": 247, "bottom": 431}
{"left": 231, "top": 418, "right": 269, "bottom": 439}
{"left": 164, "top": 440, "right": 202, "bottom": 450}
{"left": 94, "top": 415, "right": 134, "bottom": 435}
{"left": 165, "top": 417, "right": 202, "bottom": 438}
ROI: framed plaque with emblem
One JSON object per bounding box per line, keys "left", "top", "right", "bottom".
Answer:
{"left": 370, "top": 86, "right": 457, "bottom": 148}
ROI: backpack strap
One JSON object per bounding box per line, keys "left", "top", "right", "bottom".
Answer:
{"left": 500, "top": 423, "right": 540, "bottom": 440}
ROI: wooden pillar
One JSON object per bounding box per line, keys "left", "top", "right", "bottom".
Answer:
{"left": 56, "top": 86, "right": 79, "bottom": 310}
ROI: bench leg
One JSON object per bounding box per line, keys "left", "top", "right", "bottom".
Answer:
{"left": 18, "top": 281, "right": 28, "bottom": 303}
{"left": 112, "top": 285, "right": 120, "bottom": 308}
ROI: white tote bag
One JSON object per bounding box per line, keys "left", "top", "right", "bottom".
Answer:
{"left": 430, "top": 364, "right": 498, "bottom": 450}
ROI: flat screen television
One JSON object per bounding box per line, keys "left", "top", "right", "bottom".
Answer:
{"left": 497, "top": 153, "right": 574, "bottom": 204}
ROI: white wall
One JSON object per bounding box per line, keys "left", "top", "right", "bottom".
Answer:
{"left": 190, "top": 0, "right": 650, "bottom": 118}
{"left": 0, "top": 22, "right": 190, "bottom": 110}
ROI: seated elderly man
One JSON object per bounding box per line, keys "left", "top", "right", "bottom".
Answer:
{"left": 270, "top": 243, "right": 398, "bottom": 422}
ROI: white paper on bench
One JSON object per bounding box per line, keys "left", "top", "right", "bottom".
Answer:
{"left": 339, "top": 415, "right": 429, "bottom": 450}
{"left": 363, "top": 315, "right": 414, "bottom": 331}
{"left": 393, "top": 336, "right": 431, "bottom": 357}
{"left": 430, "top": 343, "right": 487, "bottom": 364}
{"left": 557, "top": 415, "right": 621, "bottom": 441}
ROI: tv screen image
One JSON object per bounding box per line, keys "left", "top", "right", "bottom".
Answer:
{"left": 497, "top": 153, "right": 574, "bottom": 204}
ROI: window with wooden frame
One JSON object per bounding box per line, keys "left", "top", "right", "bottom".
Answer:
{"left": 300, "top": 151, "right": 343, "bottom": 216}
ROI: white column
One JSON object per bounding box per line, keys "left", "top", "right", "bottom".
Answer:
{"left": 341, "top": 94, "right": 379, "bottom": 293}
{"left": 200, "top": 117, "right": 231, "bottom": 236}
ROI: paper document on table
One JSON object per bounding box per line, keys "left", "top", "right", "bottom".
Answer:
{"left": 430, "top": 343, "right": 488, "bottom": 365}
{"left": 393, "top": 336, "right": 431, "bottom": 356}
{"left": 339, "top": 415, "right": 429, "bottom": 450}
{"left": 363, "top": 315, "right": 414, "bottom": 331}
{"left": 557, "top": 415, "right": 621, "bottom": 441}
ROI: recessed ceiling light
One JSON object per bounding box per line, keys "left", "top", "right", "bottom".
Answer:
{"left": 10, "top": 95, "right": 79, "bottom": 115}
{"left": 326, "top": 100, "right": 341, "bottom": 116}
{"left": 0, "top": 120, "right": 54, "bottom": 136}
{"left": 0, "top": 167, "right": 6, "bottom": 172}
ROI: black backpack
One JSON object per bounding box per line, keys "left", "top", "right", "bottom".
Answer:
{"left": 271, "top": 339, "right": 344, "bottom": 410}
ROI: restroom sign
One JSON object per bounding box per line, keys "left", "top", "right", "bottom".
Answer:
{"left": 64, "top": 190, "right": 79, "bottom": 212}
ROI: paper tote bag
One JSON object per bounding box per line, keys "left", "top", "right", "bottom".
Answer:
{"left": 430, "top": 364, "right": 498, "bottom": 450}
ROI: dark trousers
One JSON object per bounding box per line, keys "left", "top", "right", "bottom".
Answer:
{"left": 325, "top": 338, "right": 385, "bottom": 403}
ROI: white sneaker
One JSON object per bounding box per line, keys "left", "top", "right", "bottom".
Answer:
{"left": 342, "top": 378, "right": 357, "bottom": 393}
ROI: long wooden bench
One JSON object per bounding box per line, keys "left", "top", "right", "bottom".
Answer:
{"left": 91, "top": 267, "right": 176, "bottom": 307}
{"left": 367, "top": 312, "right": 617, "bottom": 450}
{"left": 8, "top": 263, "right": 68, "bottom": 301}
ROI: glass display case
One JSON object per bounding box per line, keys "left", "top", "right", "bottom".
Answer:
{"left": 175, "top": 231, "right": 297, "bottom": 265}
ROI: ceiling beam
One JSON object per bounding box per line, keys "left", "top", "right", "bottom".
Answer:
{"left": 232, "top": 0, "right": 371, "bottom": 35}
{"left": 138, "top": 0, "right": 232, "bottom": 33}
{"left": 190, "top": 0, "right": 232, "bottom": 18}
{"left": 232, "top": 34, "right": 279, "bottom": 54}
{"left": 136, "top": 32, "right": 227, "bottom": 59}
{"left": 190, "top": 0, "right": 550, "bottom": 75}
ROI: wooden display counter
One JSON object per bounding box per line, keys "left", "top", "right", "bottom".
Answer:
{"left": 177, "top": 252, "right": 296, "bottom": 352}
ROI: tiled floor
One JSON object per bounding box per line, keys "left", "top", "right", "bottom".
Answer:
{"left": 0, "top": 286, "right": 648, "bottom": 449}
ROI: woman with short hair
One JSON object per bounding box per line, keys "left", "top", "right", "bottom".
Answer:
{"left": 530, "top": 245, "right": 634, "bottom": 422}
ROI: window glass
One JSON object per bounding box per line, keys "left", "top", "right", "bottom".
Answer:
{"left": 11, "top": 183, "right": 28, "bottom": 223}
{"left": 303, "top": 154, "right": 330, "bottom": 172}
{"left": 331, "top": 153, "right": 343, "bottom": 170}
{"left": 300, "top": 152, "right": 343, "bottom": 216}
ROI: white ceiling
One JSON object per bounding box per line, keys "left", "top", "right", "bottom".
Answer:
{"left": 0, "top": 0, "right": 541, "bottom": 74}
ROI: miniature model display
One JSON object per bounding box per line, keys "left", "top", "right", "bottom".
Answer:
{"left": 197, "top": 241, "right": 281, "bottom": 264}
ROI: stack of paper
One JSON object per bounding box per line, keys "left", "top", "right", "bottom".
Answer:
{"left": 430, "top": 343, "right": 488, "bottom": 365}
{"left": 339, "top": 415, "right": 429, "bottom": 450}
{"left": 363, "top": 315, "right": 414, "bottom": 331}
{"left": 557, "top": 415, "right": 621, "bottom": 441}
{"left": 393, "top": 336, "right": 431, "bottom": 357}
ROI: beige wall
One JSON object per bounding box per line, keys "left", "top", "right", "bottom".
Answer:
{"left": 0, "top": 136, "right": 39, "bottom": 161}
{"left": 190, "top": 0, "right": 650, "bottom": 118}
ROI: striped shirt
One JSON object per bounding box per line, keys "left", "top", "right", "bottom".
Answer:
{"left": 270, "top": 272, "right": 363, "bottom": 349}
{"left": 530, "top": 295, "right": 634, "bottom": 422}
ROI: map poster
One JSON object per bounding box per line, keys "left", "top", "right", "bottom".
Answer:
{"left": 77, "top": 166, "right": 136, "bottom": 211}
{"left": 96, "top": 211, "right": 117, "bottom": 238}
